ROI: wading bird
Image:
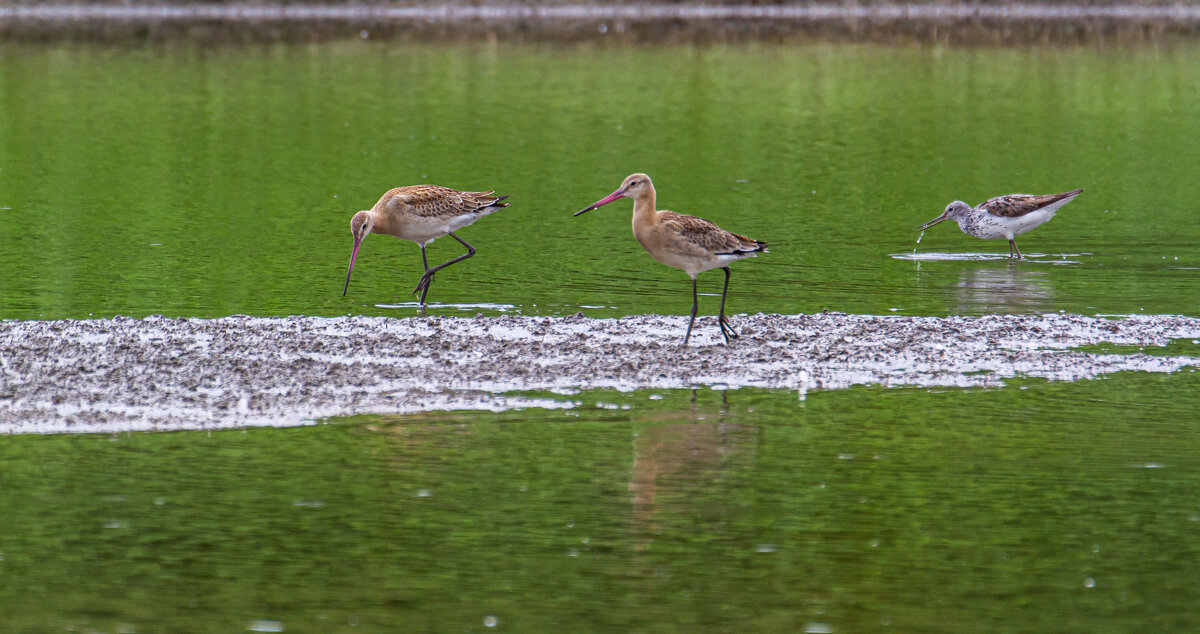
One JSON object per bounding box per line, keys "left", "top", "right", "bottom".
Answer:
{"left": 343, "top": 185, "right": 509, "bottom": 304}
{"left": 575, "top": 173, "right": 767, "bottom": 345}
{"left": 919, "top": 189, "right": 1083, "bottom": 259}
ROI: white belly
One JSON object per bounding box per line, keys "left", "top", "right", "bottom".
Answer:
{"left": 1008, "top": 207, "right": 1058, "bottom": 237}
{"left": 401, "top": 210, "right": 495, "bottom": 246}
{"left": 960, "top": 207, "right": 1058, "bottom": 240}
{"left": 650, "top": 248, "right": 755, "bottom": 278}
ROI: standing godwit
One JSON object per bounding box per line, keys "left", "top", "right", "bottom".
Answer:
{"left": 919, "top": 189, "right": 1083, "bottom": 259}
{"left": 574, "top": 173, "right": 767, "bottom": 345}
{"left": 343, "top": 185, "right": 509, "bottom": 303}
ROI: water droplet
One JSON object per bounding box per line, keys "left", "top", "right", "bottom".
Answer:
{"left": 648, "top": 394, "right": 664, "bottom": 400}
{"left": 755, "top": 543, "right": 777, "bottom": 553}
{"left": 804, "top": 623, "right": 834, "bottom": 633}
{"left": 1092, "top": 544, "right": 1100, "bottom": 553}
{"left": 483, "top": 615, "right": 499, "bottom": 628}
{"left": 581, "top": 536, "right": 590, "bottom": 544}
{"left": 293, "top": 499, "right": 325, "bottom": 508}
{"left": 869, "top": 539, "right": 880, "bottom": 547}
{"left": 154, "top": 498, "right": 166, "bottom": 506}
{"left": 838, "top": 454, "right": 855, "bottom": 460}
{"left": 415, "top": 489, "right": 433, "bottom": 497}
{"left": 247, "top": 620, "right": 285, "bottom": 632}
{"left": 105, "top": 520, "right": 125, "bottom": 529}
{"left": 1084, "top": 578, "right": 1095, "bottom": 588}
{"left": 359, "top": 29, "right": 369, "bottom": 39}
{"left": 566, "top": 520, "right": 575, "bottom": 528}
{"left": 567, "top": 548, "right": 579, "bottom": 557}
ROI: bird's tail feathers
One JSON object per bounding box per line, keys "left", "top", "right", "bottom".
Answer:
{"left": 717, "top": 236, "right": 768, "bottom": 257}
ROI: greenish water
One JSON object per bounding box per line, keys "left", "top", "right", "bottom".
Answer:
{"left": 1, "top": 42, "right": 1199, "bottom": 320}
{"left": 4, "top": 40, "right": 1200, "bottom": 631}
{"left": 2, "top": 374, "right": 1200, "bottom": 632}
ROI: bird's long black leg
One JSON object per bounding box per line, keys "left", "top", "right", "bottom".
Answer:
{"left": 1009, "top": 239, "right": 1022, "bottom": 260}
{"left": 413, "top": 231, "right": 477, "bottom": 303}
{"left": 417, "top": 245, "right": 436, "bottom": 305}
{"left": 718, "top": 266, "right": 739, "bottom": 344}
{"left": 683, "top": 276, "right": 699, "bottom": 346}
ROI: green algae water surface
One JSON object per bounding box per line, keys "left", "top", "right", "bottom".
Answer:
{"left": 3, "top": 376, "right": 1200, "bottom": 631}
{"left": 1, "top": 41, "right": 1198, "bottom": 320}
{"left": 2, "top": 38, "right": 1200, "bottom": 633}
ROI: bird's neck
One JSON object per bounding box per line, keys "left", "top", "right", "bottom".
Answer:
{"left": 368, "top": 208, "right": 396, "bottom": 236}
{"left": 631, "top": 189, "right": 658, "bottom": 234}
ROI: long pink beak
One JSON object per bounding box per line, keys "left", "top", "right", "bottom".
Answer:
{"left": 574, "top": 187, "right": 627, "bottom": 216}
{"left": 342, "top": 235, "right": 364, "bottom": 296}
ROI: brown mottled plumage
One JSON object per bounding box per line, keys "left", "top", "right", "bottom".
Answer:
{"left": 658, "top": 211, "right": 764, "bottom": 256}
{"left": 377, "top": 185, "right": 508, "bottom": 219}
{"left": 344, "top": 184, "right": 509, "bottom": 304}
{"left": 918, "top": 188, "right": 1083, "bottom": 259}
{"left": 574, "top": 173, "right": 767, "bottom": 346}
{"left": 980, "top": 190, "right": 1084, "bottom": 218}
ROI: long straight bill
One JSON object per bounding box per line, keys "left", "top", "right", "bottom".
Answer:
{"left": 574, "top": 188, "right": 626, "bottom": 216}
{"left": 918, "top": 212, "right": 949, "bottom": 231}
{"left": 342, "top": 236, "right": 364, "bottom": 296}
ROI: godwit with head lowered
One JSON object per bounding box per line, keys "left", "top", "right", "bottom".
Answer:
{"left": 919, "top": 189, "right": 1083, "bottom": 259}
{"left": 343, "top": 185, "right": 509, "bottom": 304}
{"left": 575, "top": 173, "right": 767, "bottom": 345}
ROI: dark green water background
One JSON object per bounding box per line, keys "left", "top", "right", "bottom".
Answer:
{"left": 4, "top": 376, "right": 1200, "bottom": 632}
{"left": 1, "top": 42, "right": 1198, "bottom": 319}
{"left": 2, "top": 40, "right": 1200, "bottom": 632}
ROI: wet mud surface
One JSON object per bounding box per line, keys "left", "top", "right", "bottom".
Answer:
{"left": 2, "top": 312, "right": 1199, "bottom": 434}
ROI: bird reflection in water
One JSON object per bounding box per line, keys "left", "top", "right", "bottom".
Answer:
{"left": 954, "top": 264, "right": 1054, "bottom": 313}
{"left": 628, "top": 390, "right": 757, "bottom": 552}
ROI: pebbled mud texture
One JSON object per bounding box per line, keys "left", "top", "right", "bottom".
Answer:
{"left": 1, "top": 312, "right": 1199, "bottom": 434}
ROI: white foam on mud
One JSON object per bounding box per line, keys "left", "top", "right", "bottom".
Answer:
{"left": 2, "top": 312, "right": 1199, "bottom": 434}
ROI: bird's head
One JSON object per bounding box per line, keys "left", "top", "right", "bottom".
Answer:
{"left": 350, "top": 210, "right": 374, "bottom": 241}
{"left": 919, "top": 201, "right": 971, "bottom": 230}
{"left": 574, "top": 173, "right": 655, "bottom": 217}
{"left": 343, "top": 210, "right": 374, "bottom": 296}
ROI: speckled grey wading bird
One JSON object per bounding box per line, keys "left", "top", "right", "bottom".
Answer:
{"left": 574, "top": 173, "right": 767, "bottom": 346}
{"left": 918, "top": 189, "right": 1084, "bottom": 259}
{"left": 343, "top": 185, "right": 509, "bottom": 304}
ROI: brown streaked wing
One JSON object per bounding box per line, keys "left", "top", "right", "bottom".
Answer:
{"left": 981, "top": 191, "right": 1079, "bottom": 218}
{"left": 659, "top": 210, "right": 763, "bottom": 255}
{"left": 380, "top": 185, "right": 505, "bottom": 218}
{"left": 461, "top": 190, "right": 509, "bottom": 211}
